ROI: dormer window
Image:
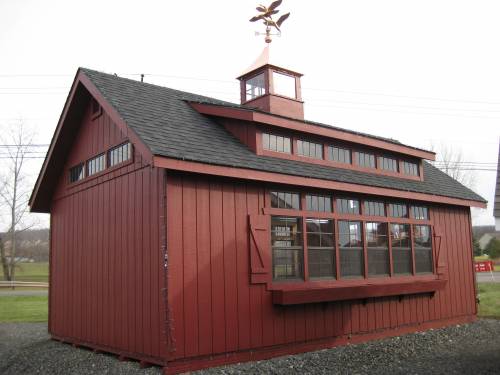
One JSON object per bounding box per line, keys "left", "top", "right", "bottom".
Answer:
{"left": 245, "top": 73, "right": 266, "bottom": 101}
{"left": 272, "top": 71, "right": 296, "bottom": 99}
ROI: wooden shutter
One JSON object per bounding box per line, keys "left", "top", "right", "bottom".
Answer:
{"left": 248, "top": 214, "right": 271, "bottom": 284}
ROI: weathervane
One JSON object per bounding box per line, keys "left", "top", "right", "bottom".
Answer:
{"left": 250, "top": 0, "right": 290, "bottom": 44}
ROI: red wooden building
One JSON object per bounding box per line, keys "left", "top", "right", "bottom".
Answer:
{"left": 30, "top": 50, "right": 486, "bottom": 373}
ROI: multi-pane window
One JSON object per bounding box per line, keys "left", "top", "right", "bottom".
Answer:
{"left": 364, "top": 201, "right": 385, "bottom": 217}
{"left": 307, "top": 219, "right": 335, "bottom": 278}
{"left": 388, "top": 203, "right": 408, "bottom": 218}
{"left": 379, "top": 156, "right": 398, "bottom": 172}
{"left": 366, "top": 222, "right": 389, "bottom": 276}
{"left": 262, "top": 133, "right": 291, "bottom": 154}
{"left": 402, "top": 161, "right": 419, "bottom": 176}
{"left": 272, "top": 216, "right": 303, "bottom": 280}
{"left": 328, "top": 146, "right": 351, "bottom": 164}
{"left": 87, "top": 154, "right": 105, "bottom": 176}
{"left": 108, "top": 142, "right": 131, "bottom": 167}
{"left": 336, "top": 198, "right": 360, "bottom": 215}
{"left": 414, "top": 225, "right": 433, "bottom": 273}
{"left": 269, "top": 191, "right": 434, "bottom": 282}
{"left": 297, "top": 140, "right": 323, "bottom": 159}
{"left": 306, "top": 194, "right": 332, "bottom": 212}
{"left": 69, "top": 164, "right": 84, "bottom": 183}
{"left": 356, "top": 152, "right": 376, "bottom": 168}
{"left": 391, "top": 224, "right": 412, "bottom": 275}
{"left": 411, "top": 206, "right": 428, "bottom": 220}
{"left": 245, "top": 73, "right": 266, "bottom": 100}
{"left": 338, "top": 220, "right": 363, "bottom": 277}
{"left": 270, "top": 191, "right": 300, "bottom": 209}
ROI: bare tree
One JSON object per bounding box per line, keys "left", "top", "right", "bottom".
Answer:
{"left": 0, "top": 121, "right": 36, "bottom": 283}
{"left": 429, "top": 142, "right": 476, "bottom": 190}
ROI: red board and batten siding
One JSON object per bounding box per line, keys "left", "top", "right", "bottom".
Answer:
{"left": 165, "top": 172, "right": 477, "bottom": 365}
{"left": 49, "top": 105, "right": 167, "bottom": 363}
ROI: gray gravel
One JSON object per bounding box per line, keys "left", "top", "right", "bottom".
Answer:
{"left": 1, "top": 320, "right": 500, "bottom": 374}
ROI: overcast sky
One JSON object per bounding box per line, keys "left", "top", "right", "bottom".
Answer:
{"left": 0, "top": 0, "right": 499, "bottom": 229}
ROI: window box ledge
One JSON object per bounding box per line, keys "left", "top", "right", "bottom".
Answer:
{"left": 271, "top": 276, "right": 447, "bottom": 305}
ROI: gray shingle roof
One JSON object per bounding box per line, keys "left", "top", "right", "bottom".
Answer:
{"left": 81, "top": 68, "right": 485, "bottom": 204}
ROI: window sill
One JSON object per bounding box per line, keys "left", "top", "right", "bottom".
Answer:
{"left": 271, "top": 275, "right": 446, "bottom": 305}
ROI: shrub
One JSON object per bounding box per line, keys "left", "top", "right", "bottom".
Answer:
{"left": 485, "top": 238, "right": 500, "bottom": 259}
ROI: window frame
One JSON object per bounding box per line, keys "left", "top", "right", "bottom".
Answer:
{"left": 265, "top": 189, "right": 434, "bottom": 285}
{"left": 69, "top": 163, "right": 85, "bottom": 183}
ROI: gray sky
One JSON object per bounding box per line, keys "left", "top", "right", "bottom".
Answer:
{"left": 0, "top": 0, "right": 499, "bottom": 229}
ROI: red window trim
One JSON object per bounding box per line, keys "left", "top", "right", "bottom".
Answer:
{"left": 265, "top": 189, "right": 436, "bottom": 287}
{"left": 67, "top": 141, "right": 134, "bottom": 189}
{"left": 256, "top": 128, "right": 423, "bottom": 182}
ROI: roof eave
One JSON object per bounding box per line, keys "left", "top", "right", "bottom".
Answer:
{"left": 153, "top": 155, "right": 486, "bottom": 208}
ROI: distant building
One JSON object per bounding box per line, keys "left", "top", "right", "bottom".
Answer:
{"left": 495, "top": 141, "right": 500, "bottom": 230}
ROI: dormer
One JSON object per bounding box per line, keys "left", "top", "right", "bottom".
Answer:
{"left": 237, "top": 46, "right": 304, "bottom": 120}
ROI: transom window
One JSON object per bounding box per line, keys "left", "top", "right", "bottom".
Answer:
{"left": 402, "top": 161, "right": 419, "bottom": 176}
{"left": 379, "top": 156, "right": 398, "bottom": 172}
{"left": 262, "top": 133, "right": 291, "bottom": 154}
{"left": 270, "top": 191, "right": 300, "bottom": 209}
{"left": 388, "top": 203, "right": 408, "bottom": 218}
{"left": 305, "top": 194, "right": 332, "bottom": 212}
{"left": 336, "top": 198, "right": 360, "bottom": 215}
{"left": 307, "top": 219, "right": 335, "bottom": 278}
{"left": 364, "top": 201, "right": 385, "bottom": 216}
{"left": 245, "top": 73, "right": 266, "bottom": 101}
{"left": 356, "top": 151, "right": 376, "bottom": 168}
{"left": 272, "top": 216, "right": 303, "bottom": 280}
{"left": 411, "top": 205, "right": 428, "bottom": 220}
{"left": 297, "top": 140, "right": 323, "bottom": 159}
{"left": 328, "top": 146, "right": 351, "bottom": 164}
{"left": 69, "top": 164, "right": 84, "bottom": 183}
{"left": 108, "top": 142, "right": 131, "bottom": 167}
{"left": 87, "top": 154, "right": 105, "bottom": 176}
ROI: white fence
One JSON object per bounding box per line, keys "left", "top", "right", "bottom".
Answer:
{"left": 0, "top": 281, "right": 49, "bottom": 288}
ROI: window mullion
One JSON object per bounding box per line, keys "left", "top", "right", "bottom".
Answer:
{"left": 302, "top": 212, "right": 309, "bottom": 281}
{"left": 387, "top": 203, "right": 394, "bottom": 277}
{"left": 410, "top": 224, "right": 416, "bottom": 275}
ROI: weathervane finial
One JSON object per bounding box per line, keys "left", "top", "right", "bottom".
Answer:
{"left": 250, "top": 0, "right": 290, "bottom": 44}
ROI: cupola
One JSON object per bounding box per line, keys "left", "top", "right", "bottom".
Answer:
{"left": 237, "top": 45, "right": 304, "bottom": 120}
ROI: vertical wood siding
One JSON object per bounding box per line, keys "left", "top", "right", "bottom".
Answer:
{"left": 166, "top": 173, "right": 476, "bottom": 361}
{"left": 49, "top": 102, "right": 167, "bottom": 361}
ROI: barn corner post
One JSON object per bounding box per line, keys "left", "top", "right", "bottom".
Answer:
{"left": 161, "top": 168, "right": 176, "bottom": 368}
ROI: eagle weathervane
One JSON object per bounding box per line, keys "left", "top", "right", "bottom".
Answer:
{"left": 250, "top": 0, "right": 290, "bottom": 44}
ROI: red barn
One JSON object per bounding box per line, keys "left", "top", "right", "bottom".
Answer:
{"left": 30, "top": 52, "right": 486, "bottom": 373}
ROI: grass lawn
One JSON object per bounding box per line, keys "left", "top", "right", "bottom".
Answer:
{"left": 477, "top": 283, "right": 500, "bottom": 319}
{"left": 0, "top": 295, "right": 48, "bottom": 322}
{"left": 0, "top": 262, "right": 49, "bottom": 282}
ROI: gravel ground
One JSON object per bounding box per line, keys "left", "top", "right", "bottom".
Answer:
{"left": 1, "top": 320, "right": 499, "bottom": 374}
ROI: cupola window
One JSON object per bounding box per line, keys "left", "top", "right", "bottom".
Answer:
{"left": 245, "top": 73, "right": 266, "bottom": 101}
{"left": 273, "top": 71, "right": 296, "bottom": 98}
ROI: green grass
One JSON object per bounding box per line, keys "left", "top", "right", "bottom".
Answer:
{"left": 475, "top": 255, "right": 490, "bottom": 261}
{"left": 0, "top": 295, "right": 48, "bottom": 322}
{"left": 477, "top": 283, "right": 500, "bottom": 319}
{"left": 0, "top": 262, "right": 48, "bottom": 282}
